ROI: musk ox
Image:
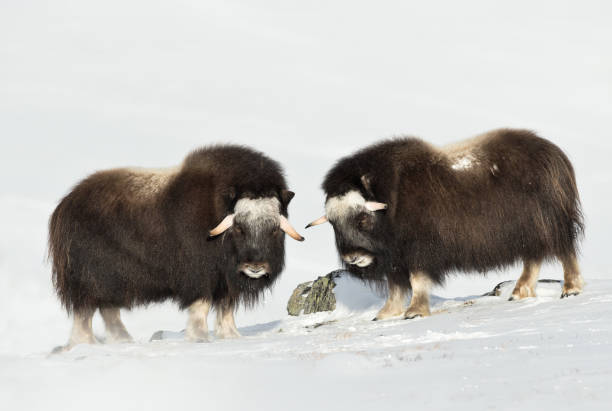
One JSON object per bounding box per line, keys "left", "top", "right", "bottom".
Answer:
{"left": 49, "top": 145, "right": 304, "bottom": 350}
{"left": 306, "top": 129, "right": 584, "bottom": 320}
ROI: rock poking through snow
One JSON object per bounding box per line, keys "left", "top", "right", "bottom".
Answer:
{"left": 287, "top": 270, "right": 343, "bottom": 315}
{"left": 482, "top": 279, "right": 562, "bottom": 297}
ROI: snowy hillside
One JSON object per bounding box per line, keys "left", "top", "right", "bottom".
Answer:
{"left": 2, "top": 277, "right": 611, "bottom": 410}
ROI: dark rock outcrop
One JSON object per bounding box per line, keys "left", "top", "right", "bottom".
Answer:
{"left": 287, "top": 270, "right": 343, "bottom": 316}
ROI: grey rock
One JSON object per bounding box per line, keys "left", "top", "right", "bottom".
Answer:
{"left": 149, "top": 330, "right": 165, "bottom": 341}
{"left": 482, "top": 279, "right": 562, "bottom": 296}
{"left": 287, "top": 270, "right": 343, "bottom": 316}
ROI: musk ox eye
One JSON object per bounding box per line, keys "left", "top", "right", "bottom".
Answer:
{"left": 358, "top": 214, "right": 372, "bottom": 230}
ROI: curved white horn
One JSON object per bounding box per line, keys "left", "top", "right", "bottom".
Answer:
{"left": 280, "top": 216, "right": 305, "bottom": 242}
{"left": 209, "top": 214, "right": 234, "bottom": 237}
{"left": 305, "top": 215, "right": 328, "bottom": 229}
{"left": 365, "top": 202, "right": 388, "bottom": 212}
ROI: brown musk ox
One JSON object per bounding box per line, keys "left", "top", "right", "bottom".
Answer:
{"left": 306, "top": 129, "right": 584, "bottom": 320}
{"left": 49, "top": 145, "right": 304, "bottom": 351}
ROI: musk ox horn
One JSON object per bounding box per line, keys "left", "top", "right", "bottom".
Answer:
{"left": 280, "top": 216, "right": 305, "bottom": 241}
{"left": 209, "top": 214, "right": 235, "bottom": 237}
{"left": 365, "top": 201, "right": 388, "bottom": 212}
{"left": 305, "top": 215, "right": 329, "bottom": 229}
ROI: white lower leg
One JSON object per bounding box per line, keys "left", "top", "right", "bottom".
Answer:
{"left": 510, "top": 259, "right": 542, "bottom": 300}
{"left": 374, "top": 280, "right": 407, "bottom": 320}
{"left": 561, "top": 254, "right": 584, "bottom": 297}
{"left": 68, "top": 308, "right": 97, "bottom": 348}
{"left": 215, "top": 305, "right": 241, "bottom": 339}
{"left": 404, "top": 271, "right": 432, "bottom": 319}
{"left": 100, "top": 308, "right": 133, "bottom": 343}
{"left": 185, "top": 299, "right": 211, "bottom": 342}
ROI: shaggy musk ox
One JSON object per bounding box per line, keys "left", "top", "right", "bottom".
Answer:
{"left": 49, "top": 145, "right": 304, "bottom": 350}
{"left": 307, "top": 129, "right": 584, "bottom": 320}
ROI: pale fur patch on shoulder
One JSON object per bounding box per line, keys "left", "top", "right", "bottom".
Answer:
{"left": 441, "top": 132, "right": 490, "bottom": 155}
{"left": 439, "top": 133, "right": 492, "bottom": 172}
{"left": 234, "top": 197, "right": 281, "bottom": 220}
{"left": 325, "top": 190, "right": 367, "bottom": 221}
{"left": 451, "top": 153, "right": 477, "bottom": 170}
{"left": 125, "top": 166, "right": 180, "bottom": 198}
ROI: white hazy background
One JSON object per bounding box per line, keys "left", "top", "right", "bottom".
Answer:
{"left": 1, "top": 0, "right": 611, "bottom": 354}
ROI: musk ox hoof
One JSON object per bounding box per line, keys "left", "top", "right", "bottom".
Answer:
{"left": 216, "top": 327, "right": 241, "bottom": 339}
{"left": 373, "top": 312, "right": 404, "bottom": 321}
{"left": 216, "top": 332, "right": 241, "bottom": 340}
{"left": 561, "top": 283, "right": 582, "bottom": 299}
{"left": 184, "top": 332, "right": 210, "bottom": 343}
{"left": 50, "top": 340, "right": 96, "bottom": 354}
{"left": 403, "top": 309, "right": 429, "bottom": 320}
{"left": 508, "top": 293, "right": 535, "bottom": 301}
{"left": 108, "top": 334, "right": 133, "bottom": 344}
{"left": 509, "top": 285, "right": 536, "bottom": 301}
{"left": 50, "top": 345, "right": 69, "bottom": 355}
{"left": 561, "top": 291, "right": 580, "bottom": 299}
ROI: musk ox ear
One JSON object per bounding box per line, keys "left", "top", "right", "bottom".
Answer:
{"left": 305, "top": 215, "right": 328, "bottom": 229}
{"left": 281, "top": 190, "right": 295, "bottom": 206}
{"left": 209, "top": 214, "right": 235, "bottom": 237}
{"left": 360, "top": 174, "right": 375, "bottom": 198}
{"left": 226, "top": 186, "right": 236, "bottom": 201}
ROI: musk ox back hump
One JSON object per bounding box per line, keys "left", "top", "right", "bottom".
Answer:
{"left": 182, "top": 145, "right": 288, "bottom": 200}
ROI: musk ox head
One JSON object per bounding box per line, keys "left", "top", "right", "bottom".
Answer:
{"left": 209, "top": 192, "right": 303, "bottom": 279}
{"left": 306, "top": 187, "right": 388, "bottom": 277}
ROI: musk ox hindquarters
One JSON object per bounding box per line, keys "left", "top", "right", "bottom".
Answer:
{"left": 49, "top": 145, "right": 304, "bottom": 351}
{"left": 307, "top": 129, "right": 584, "bottom": 320}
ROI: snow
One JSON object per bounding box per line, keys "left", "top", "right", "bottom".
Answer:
{"left": 2, "top": 275, "right": 612, "bottom": 410}
{"left": 1, "top": 0, "right": 612, "bottom": 409}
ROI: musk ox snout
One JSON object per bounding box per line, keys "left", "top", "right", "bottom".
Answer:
{"left": 239, "top": 262, "right": 271, "bottom": 278}
{"left": 342, "top": 252, "right": 374, "bottom": 267}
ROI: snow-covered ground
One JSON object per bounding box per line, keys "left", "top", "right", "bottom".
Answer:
{"left": 2, "top": 276, "right": 611, "bottom": 410}
{"left": 1, "top": 0, "right": 612, "bottom": 409}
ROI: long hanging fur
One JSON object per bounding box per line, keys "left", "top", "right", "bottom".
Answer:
{"left": 322, "top": 129, "right": 584, "bottom": 289}
{"left": 49, "top": 145, "right": 292, "bottom": 313}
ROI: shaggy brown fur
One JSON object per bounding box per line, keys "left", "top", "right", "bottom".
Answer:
{"left": 317, "top": 129, "right": 584, "bottom": 317}
{"left": 49, "top": 145, "right": 298, "bottom": 345}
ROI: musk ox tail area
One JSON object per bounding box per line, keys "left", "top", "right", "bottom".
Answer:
{"left": 48, "top": 196, "right": 75, "bottom": 313}
{"left": 538, "top": 136, "right": 584, "bottom": 257}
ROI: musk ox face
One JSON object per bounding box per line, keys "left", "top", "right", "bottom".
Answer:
{"left": 308, "top": 190, "right": 388, "bottom": 276}
{"left": 210, "top": 196, "right": 304, "bottom": 279}
{"left": 232, "top": 197, "right": 285, "bottom": 278}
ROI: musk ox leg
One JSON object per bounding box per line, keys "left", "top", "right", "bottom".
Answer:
{"left": 404, "top": 271, "right": 432, "bottom": 319}
{"left": 373, "top": 280, "right": 408, "bottom": 321}
{"left": 100, "top": 308, "right": 133, "bottom": 343}
{"left": 57, "top": 308, "right": 97, "bottom": 352}
{"left": 185, "top": 299, "right": 211, "bottom": 342}
{"left": 560, "top": 253, "right": 584, "bottom": 298}
{"left": 509, "top": 259, "right": 542, "bottom": 301}
{"left": 215, "top": 303, "right": 241, "bottom": 339}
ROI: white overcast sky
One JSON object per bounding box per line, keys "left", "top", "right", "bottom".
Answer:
{"left": 1, "top": 0, "right": 611, "bottom": 300}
